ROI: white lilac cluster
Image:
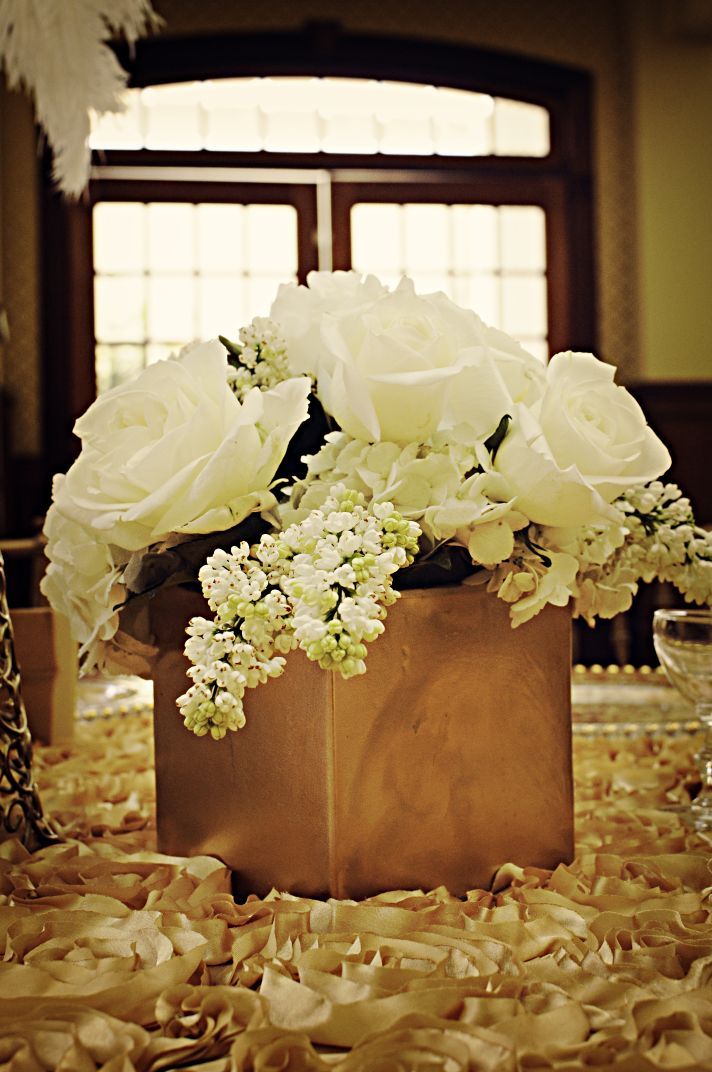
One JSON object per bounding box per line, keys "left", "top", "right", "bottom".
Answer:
{"left": 177, "top": 487, "right": 420, "bottom": 738}
{"left": 224, "top": 317, "right": 292, "bottom": 401}
{"left": 554, "top": 482, "right": 712, "bottom": 624}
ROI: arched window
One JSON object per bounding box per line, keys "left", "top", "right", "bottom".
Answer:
{"left": 42, "top": 26, "right": 596, "bottom": 476}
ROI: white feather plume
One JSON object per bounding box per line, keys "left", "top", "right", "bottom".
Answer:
{"left": 0, "top": 0, "right": 160, "bottom": 197}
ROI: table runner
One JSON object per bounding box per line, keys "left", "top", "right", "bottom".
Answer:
{"left": 0, "top": 685, "right": 711, "bottom": 1070}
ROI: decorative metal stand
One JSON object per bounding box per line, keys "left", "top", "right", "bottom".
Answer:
{"left": 0, "top": 550, "right": 58, "bottom": 849}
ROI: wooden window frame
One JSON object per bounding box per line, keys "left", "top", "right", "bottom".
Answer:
{"left": 42, "top": 24, "right": 596, "bottom": 483}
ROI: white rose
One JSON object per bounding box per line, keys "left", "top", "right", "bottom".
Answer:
{"left": 40, "top": 478, "right": 125, "bottom": 672}
{"left": 270, "top": 270, "right": 388, "bottom": 376}
{"left": 539, "top": 351, "right": 671, "bottom": 500}
{"left": 315, "top": 279, "right": 543, "bottom": 444}
{"left": 494, "top": 404, "right": 621, "bottom": 528}
{"left": 57, "top": 341, "right": 311, "bottom": 551}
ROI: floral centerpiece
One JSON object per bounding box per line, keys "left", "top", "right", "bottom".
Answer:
{"left": 43, "top": 273, "right": 712, "bottom": 740}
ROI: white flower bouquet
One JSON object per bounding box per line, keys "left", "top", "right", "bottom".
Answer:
{"left": 42, "top": 273, "right": 712, "bottom": 741}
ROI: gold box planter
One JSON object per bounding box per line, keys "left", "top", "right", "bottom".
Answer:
{"left": 150, "top": 583, "right": 573, "bottom": 900}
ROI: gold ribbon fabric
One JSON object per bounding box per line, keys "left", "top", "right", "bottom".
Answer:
{"left": 0, "top": 713, "right": 710, "bottom": 1070}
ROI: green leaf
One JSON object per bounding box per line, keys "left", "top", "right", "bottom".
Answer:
{"left": 484, "top": 414, "right": 512, "bottom": 461}
{"left": 122, "top": 512, "right": 271, "bottom": 598}
{"left": 274, "top": 392, "right": 331, "bottom": 486}
{"left": 218, "top": 334, "right": 243, "bottom": 368}
{"left": 394, "top": 543, "right": 479, "bottom": 590}
{"left": 521, "top": 526, "right": 552, "bottom": 568}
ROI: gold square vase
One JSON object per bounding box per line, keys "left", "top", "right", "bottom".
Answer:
{"left": 151, "top": 583, "right": 573, "bottom": 900}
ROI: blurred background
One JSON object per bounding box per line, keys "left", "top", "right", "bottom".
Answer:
{"left": 1, "top": 0, "right": 710, "bottom": 664}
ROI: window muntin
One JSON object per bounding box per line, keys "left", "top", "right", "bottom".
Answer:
{"left": 90, "top": 77, "right": 550, "bottom": 158}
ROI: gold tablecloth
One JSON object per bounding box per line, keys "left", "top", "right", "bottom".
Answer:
{"left": 1, "top": 682, "right": 711, "bottom": 1070}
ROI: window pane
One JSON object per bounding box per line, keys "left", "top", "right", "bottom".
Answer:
{"left": 263, "top": 111, "right": 321, "bottom": 153}
{"left": 96, "top": 344, "right": 145, "bottom": 393}
{"left": 197, "top": 205, "right": 245, "bottom": 272}
{"left": 204, "top": 106, "right": 261, "bottom": 151}
{"left": 246, "top": 275, "right": 295, "bottom": 317}
{"left": 403, "top": 204, "right": 449, "bottom": 271}
{"left": 380, "top": 117, "right": 435, "bottom": 155}
{"left": 351, "top": 204, "right": 403, "bottom": 274}
{"left": 520, "top": 338, "right": 549, "bottom": 361}
{"left": 142, "top": 83, "right": 203, "bottom": 150}
{"left": 501, "top": 276, "right": 548, "bottom": 337}
{"left": 452, "top": 205, "right": 498, "bottom": 272}
{"left": 93, "top": 203, "right": 145, "bottom": 274}
{"left": 454, "top": 275, "right": 500, "bottom": 325}
{"left": 94, "top": 276, "right": 144, "bottom": 342}
{"left": 493, "top": 98, "right": 550, "bottom": 157}
{"left": 199, "top": 276, "right": 245, "bottom": 338}
{"left": 245, "top": 205, "right": 298, "bottom": 274}
{"left": 407, "top": 272, "right": 452, "bottom": 295}
{"left": 431, "top": 88, "right": 493, "bottom": 156}
{"left": 147, "top": 204, "right": 194, "bottom": 273}
{"left": 500, "top": 206, "right": 546, "bottom": 271}
{"left": 322, "top": 114, "right": 378, "bottom": 154}
{"left": 147, "top": 276, "right": 195, "bottom": 341}
{"left": 146, "top": 342, "right": 183, "bottom": 365}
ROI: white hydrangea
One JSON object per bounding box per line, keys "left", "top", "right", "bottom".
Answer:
{"left": 486, "top": 541, "right": 579, "bottom": 628}
{"left": 425, "top": 469, "right": 529, "bottom": 567}
{"left": 281, "top": 430, "right": 527, "bottom": 566}
{"left": 178, "top": 487, "right": 421, "bottom": 739}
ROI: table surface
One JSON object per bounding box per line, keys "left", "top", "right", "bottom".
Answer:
{"left": 1, "top": 672, "right": 711, "bottom": 1069}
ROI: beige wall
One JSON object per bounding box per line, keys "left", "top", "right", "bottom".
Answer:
{"left": 633, "top": 3, "right": 712, "bottom": 380}
{"left": 1, "top": 0, "right": 710, "bottom": 474}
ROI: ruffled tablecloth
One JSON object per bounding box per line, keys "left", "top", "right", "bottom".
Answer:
{"left": 1, "top": 682, "right": 711, "bottom": 1071}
